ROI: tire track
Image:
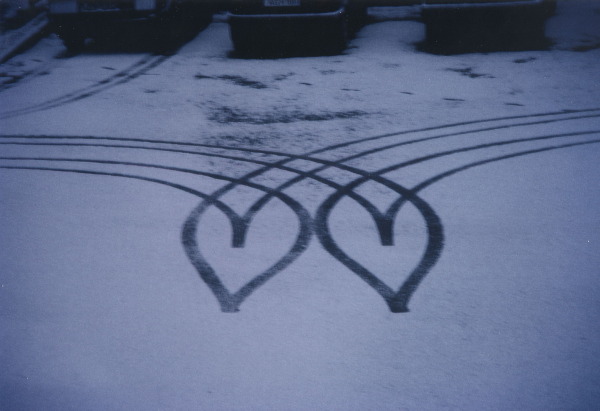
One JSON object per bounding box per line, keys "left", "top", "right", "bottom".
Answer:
{"left": 0, "top": 54, "right": 169, "bottom": 119}
{"left": 0, "top": 159, "right": 312, "bottom": 313}
{"left": 169, "top": 111, "right": 600, "bottom": 312}
{"left": 3, "top": 110, "right": 598, "bottom": 251}
{"left": 3, "top": 107, "right": 599, "bottom": 248}
{"left": 2, "top": 108, "right": 599, "bottom": 312}
{"left": 314, "top": 131, "right": 600, "bottom": 312}
{"left": 0, "top": 59, "right": 59, "bottom": 93}
{"left": 1, "top": 138, "right": 425, "bottom": 312}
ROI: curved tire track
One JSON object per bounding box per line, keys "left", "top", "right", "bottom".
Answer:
{"left": 2, "top": 108, "right": 599, "bottom": 312}
{"left": 315, "top": 131, "right": 600, "bottom": 312}
{"left": 0, "top": 158, "right": 313, "bottom": 313}
{"left": 3, "top": 107, "right": 599, "bottom": 247}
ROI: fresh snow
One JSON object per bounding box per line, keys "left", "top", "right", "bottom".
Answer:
{"left": 1, "top": 1, "right": 599, "bottom": 410}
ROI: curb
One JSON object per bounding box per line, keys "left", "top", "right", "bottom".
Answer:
{"left": 1, "top": 13, "right": 50, "bottom": 63}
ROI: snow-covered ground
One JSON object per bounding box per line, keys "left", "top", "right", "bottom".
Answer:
{"left": 1, "top": 2, "right": 599, "bottom": 410}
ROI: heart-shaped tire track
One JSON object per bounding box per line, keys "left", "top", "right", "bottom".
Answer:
{"left": 2, "top": 107, "right": 599, "bottom": 312}
{"left": 315, "top": 130, "right": 600, "bottom": 312}
{"left": 0, "top": 157, "right": 312, "bottom": 313}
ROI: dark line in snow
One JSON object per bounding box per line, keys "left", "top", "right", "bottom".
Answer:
{"left": 313, "top": 132, "right": 600, "bottom": 313}
{"left": 0, "top": 161, "right": 312, "bottom": 314}
{"left": 0, "top": 55, "right": 169, "bottom": 119}
{"left": 2, "top": 110, "right": 599, "bottom": 246}
{"left": 2, "top": 108, "right": 599, "bottom": 312}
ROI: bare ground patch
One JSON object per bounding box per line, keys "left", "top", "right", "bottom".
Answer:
{"left": 446, "top": 67, "right": 495, "bottom": 79}
{"left": 570, "top": 41, "right": 600, "bottom": 52}
{"left": 194, "top": 73, "right": 268, "bottom": 89}
{"left": 208, "top": 106, "right": 367, "bottom": 125}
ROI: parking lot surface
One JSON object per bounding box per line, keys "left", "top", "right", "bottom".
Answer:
{"left": 1, "top": 2, "right": 599, "bottom": 410}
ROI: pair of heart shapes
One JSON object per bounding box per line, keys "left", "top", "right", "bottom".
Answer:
{"left": 182, "top": 187, "right": 444, "bottom": 314}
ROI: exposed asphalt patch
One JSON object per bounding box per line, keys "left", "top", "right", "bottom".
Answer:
{"left": 209, "top": 107, "right": 367, "bottom": 125}
{"left": 570, "top": 41, "right": 600, "bottom": 52}
{"left": 0, "top": 63, "right": 50, "bottom": 90}
{"left": 210, "top": 134, "right": 266, "bottom": 147}
{"left": 513, "top": 57, "right": 536, "bottom": 63}
{"left": 446, "top": 67, "right": 494, "bottom": 79}
{"left": 273, "top": 73, "right": 294, "bottom": 81}
{"left": 218, "top": 75, "right": 268, "bottom": 89}
{"left": 194, "top": 73, "right": 268, "bottom": 89}
{"left": 0, "top": 72, "right": 25, "bottom": 86}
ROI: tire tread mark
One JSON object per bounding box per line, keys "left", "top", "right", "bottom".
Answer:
{"left": 3, "top": 111, "right": 599, "bottom": 247}
{"left": 315, "top": 134, "right": 600, "bottom": 312}
{"left": 3, "top": 108, "right": 600, "bottom": 312}
{"left": 0, "top": 60, "right": 58, "bottom": 93}
{"left": 0, "top": 55, "right": 169, "bottom": 119}
{"left": 0, "top": 161, "right": 312, "bottom": 313}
